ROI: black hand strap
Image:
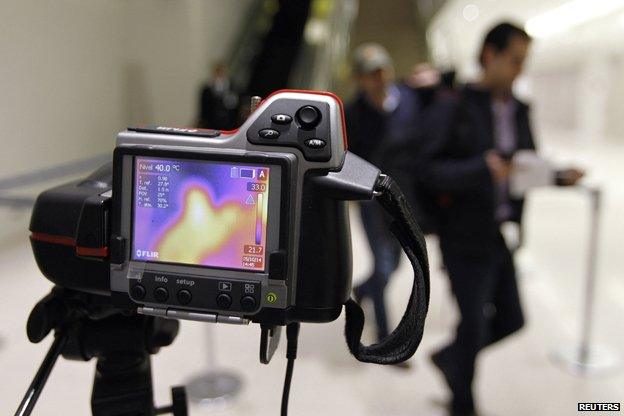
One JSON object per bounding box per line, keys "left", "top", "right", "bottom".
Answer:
{"left": 344, "top": 174, "right": 430, "bottom": 364}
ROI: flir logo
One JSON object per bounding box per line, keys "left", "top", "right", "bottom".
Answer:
{"left": 578, "top": 403, "right": 620, "bottom": 412}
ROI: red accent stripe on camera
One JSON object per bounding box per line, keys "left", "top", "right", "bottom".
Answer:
{"left": 31, "top": 232, "right": 108, "bottom": 258}
{"left": 220, "top": 128, "right": 239, "bottom": 135}
{"left": 31, "top": 232, "right": 75, "bottom": 246}
{"left": 76, "top": 246, "right": 109, "bottom": 257}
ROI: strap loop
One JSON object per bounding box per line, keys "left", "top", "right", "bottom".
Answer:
{"left": 344, "top": 175, "right": 430, "bottom": 364}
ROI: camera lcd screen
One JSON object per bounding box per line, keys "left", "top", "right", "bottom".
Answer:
{"left": 132, "top": 157, "right": 271, "bottom": 271}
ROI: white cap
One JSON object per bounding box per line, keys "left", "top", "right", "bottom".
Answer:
{"left": 352, "top": 43, "right": 393, "bottom": 75}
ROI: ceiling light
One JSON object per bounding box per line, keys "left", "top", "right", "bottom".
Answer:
{"left": 525, "top": 0, "right": 624, "bottom": 38}
{"left": 462, "top": 4, "right": 480, "bottom": 22}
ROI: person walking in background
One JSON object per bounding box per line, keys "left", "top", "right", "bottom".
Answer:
{"left": 421, "top": 22, "right": 582, "bottom": 416}
{"left": 345, "top": 43, "right": 429, "bottom": 350}
{"left": 197, "top": 62, "right": 240, "bottom": 130}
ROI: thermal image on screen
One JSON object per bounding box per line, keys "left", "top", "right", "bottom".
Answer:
{"left": 132, "top": 157, "right": 270, "bottom": 271}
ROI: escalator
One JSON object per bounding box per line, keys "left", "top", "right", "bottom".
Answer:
{"left": 227, "top": 0, "right": 358, "bottom": 97}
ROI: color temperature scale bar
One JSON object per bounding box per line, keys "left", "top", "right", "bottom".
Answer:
{"left": 255, "top": 193, "right": 263, "bottom": 245}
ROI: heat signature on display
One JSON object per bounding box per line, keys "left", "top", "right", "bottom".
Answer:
{"left": 132, "top": 157, "right": 270, "bottom": 271}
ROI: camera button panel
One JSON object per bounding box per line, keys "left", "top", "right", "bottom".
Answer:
{"left": 247, "top": 99, "right": 332, "bottom": 162}
{"left": 129, "top": 271, "right": 262, "bottom": 314}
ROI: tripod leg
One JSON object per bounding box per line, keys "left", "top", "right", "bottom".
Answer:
{"left": 14, "top": 332, "right": 67, "bottom": 416}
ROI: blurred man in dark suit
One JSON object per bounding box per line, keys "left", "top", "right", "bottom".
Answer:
{"left": 345, "top": 44, "right": 428, "bottom": 349}
{"left": 421, "top": 23, "right": 582, "bottom": 416}
{"left": 197, "top": 63, "right": 239, "bottom": 130}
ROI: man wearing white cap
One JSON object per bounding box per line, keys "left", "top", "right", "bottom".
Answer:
{"left": 346, "top": 43, "right": 429, "bottom": 352}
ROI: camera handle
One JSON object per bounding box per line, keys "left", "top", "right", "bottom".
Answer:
{"left": 15, "top": 288, "right": 188, "bottom": 416}
{"left": 276, "top": 153, "right": 430, "bottom": 416}
{"left": 314, "top": 152, "right": 430, "bottom": 364}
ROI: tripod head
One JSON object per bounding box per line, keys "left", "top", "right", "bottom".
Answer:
{"left": 18, "top": 288, "right": 187, "bottom": 416}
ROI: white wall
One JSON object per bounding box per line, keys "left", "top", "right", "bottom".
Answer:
{"left": 0, "top": 0, "right": 253, "bottom": 181}
{"left": 0, "top": 1, "right": 125, "bottom": 179}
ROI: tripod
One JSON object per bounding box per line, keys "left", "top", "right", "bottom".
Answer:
{"left": 15, "top": 287, "right": 188, "bottom": 416}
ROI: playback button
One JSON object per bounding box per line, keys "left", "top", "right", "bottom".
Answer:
{"left": 216, "top": 293, "right": 232, "bottom": 309}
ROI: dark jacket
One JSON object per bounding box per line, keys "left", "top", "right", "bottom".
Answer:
{"left": 345, "top": 83, "right": 422, "bottom": 171}
{"left": 197, "top": 83, "right": 239, "bottom": 130}
{"left": 346, "top": 84, "right": 438, "bottom": 232}
{"left": 419, "top": 85, "right": 536, "bottom": 255}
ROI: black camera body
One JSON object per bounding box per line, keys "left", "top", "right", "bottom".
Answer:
{"left": 22, "top": 90, "right": 428, "bottom": 416}
{"left": 30, "top": 90, "right": 358, "bottom": 326}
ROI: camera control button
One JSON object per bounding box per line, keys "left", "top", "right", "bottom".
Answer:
{"left": 131, "top": 284, "right": 146, "bottom": 300}
{"left": 271, "top": 114, "right": 292, "bottom": 124}
{"left": 304, "top": 138, "right": 326, "bottom": 149}
{"left": 216, "top": 293, "right": 232, "bottom": 309}
{"left": 154, "top": 287, "right": 169, "bottom": 302}
{"left": 296, "top": 105, "right": 321, "bottom": 129}
{"left": 258, "top": 129, "right": 280, "bottom": 139}
{"left": 240, "top": 296, "right": 257, "bottom": 312}
{"left": 177, "top": 289, "right": 192, "bottom": 305}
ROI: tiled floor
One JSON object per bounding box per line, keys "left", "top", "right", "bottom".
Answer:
{"left": 1, "top": 133, "right": 623, "bottom": 415}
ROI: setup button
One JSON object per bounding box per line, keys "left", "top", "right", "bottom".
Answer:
{"left": 216, "top": 293, "right": 232, "bottom": 309}
{"left": 177, "top": 289, "right": 192, "bottom": 305}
